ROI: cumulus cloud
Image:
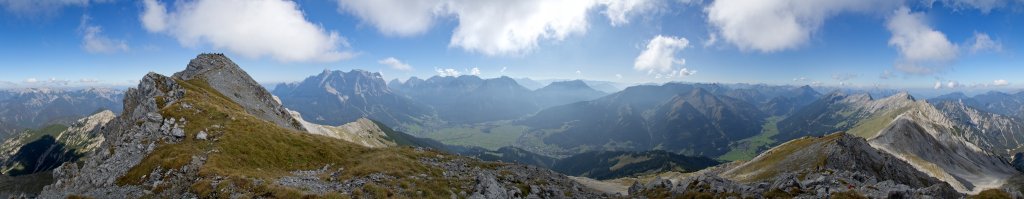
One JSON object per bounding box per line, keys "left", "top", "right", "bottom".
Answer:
{"left": 435, "top": 68, "right": 460, "bottom": 77}
{"left": 705, "top": 0, "right": 897, "bottom": 52}
{"left": 142, "top": 0, "right": 354, "bottom": 62}
{"left": 934, "top": 81, "right": 942, "bottom": 89}
{"left": 946, "top": 80, "right": 959, "bottom": 88}
{"left": 470, "top": 67, "right": 481, "bottom": 76}
{"left": 80, "top": 15, "right": 129, "bottom": 54}
{"left": 604, "top": 0, "right": 661, "bottom": 26}
{"left": 24, "top": 78, "right": 38, "bottom": 83}
{"left": 378, "top": 57, "right": 413, "bottom": 71}
{"left": 335, "top": 0, "right": 441, "bottom": 36}
{"left": 968, "top": 32, "right": 1002, "bottom": 53}
{"left": 140, "top": 0, "right": 167, "bottom": 32}
{"left": 993, "top": 79, "right": 1010, "bottom": 86}
{"left": 634, "top": 35, "right": 689, "bottom": 73}
{"left": 887, "top": 7, "right": 958, "bottom": 75}
{"left": 500, "top": 67, "right": 508, "bottom": 74}
{"left": 793, "top": 77, "right": 808, "bottom": 82}
{"left": 336, "top": 0, "right": 662, "bottom": 56}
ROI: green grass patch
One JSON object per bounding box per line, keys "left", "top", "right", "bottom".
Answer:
{"left": 718, "top": 117, "right": 782, "bottom": 161}
{"left": 847, "top": 105, "right": 911, "bottom": 139}
{"left": 117, "top": 77, "right": 476, "bottom": 197}
{"left": 422, "top": 125, "right": 527, "bottom": 150}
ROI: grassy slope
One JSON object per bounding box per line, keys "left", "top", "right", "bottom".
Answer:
{"left": 724, "top": 133, "right": 843, "bottom": 182}
{"left": 718, "top": 116, "right": 782, "bottom": 161}
{"left": 117, "top": 78, "right": 486, "bottom": 198}
{"left": 420, "top": 125, "right": 527, "bottom": 150}
{"left": 847, "top": 105, "right": 912, "bottom": 139}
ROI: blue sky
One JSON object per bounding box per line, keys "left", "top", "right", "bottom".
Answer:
{"left": 0, "top": 0, "right": 1021, "bottom": 93}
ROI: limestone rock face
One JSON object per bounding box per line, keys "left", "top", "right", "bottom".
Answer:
{"left": 41, "top": 72, "right": 187, "bottom": 198}
{"left": 289, "top": 110, "right": 396, "bottom": 148}
{"left": 172, "top": 53, "right": 306, "bottom": 132}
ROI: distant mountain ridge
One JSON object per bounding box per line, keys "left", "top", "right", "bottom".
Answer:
{"left": 519, "top": 83, "right": 770, "bottom": 157}
{"left": 0, "top": 88, "right": 123, "bottom": 141}
{"left": 273, "top": 70, "right": 433, "bottom": 127}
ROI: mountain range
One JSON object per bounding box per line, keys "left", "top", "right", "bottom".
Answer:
{"left": 1, "top": 54, "right": 1023, "bottom": 197}
{"left": 0, "top": 88, "right": 122, "bottom": 141}
{"left": 19, "top": 54, "right": 605, "bottom": 198}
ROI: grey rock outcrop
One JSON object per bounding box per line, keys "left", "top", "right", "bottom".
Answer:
{"left": 39, "top": 72, "right": 187, "bottom": 198}
{"left": 172, "top": 53, "right": 306, "bottom": 132}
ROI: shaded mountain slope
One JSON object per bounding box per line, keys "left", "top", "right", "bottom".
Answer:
{"left": 627, "top": 132, "right": 958, "bottom": 198}
{"left": 532, "top": 80, "right": 607, "bottom": 108}
{"left": 551, "top": 150, "right": 719, "bottom": 180}
{"left": 519, "top": 83, "right": 766, "bottom": 157}
{"left": 775, "top": 91, "right": 915, "bottom": 141}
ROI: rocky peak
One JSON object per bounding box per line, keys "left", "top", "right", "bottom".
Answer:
{"left": 171, "top": 54, "right": 306, "bottom": 132}
{"left": 306, "top": 70, "right": 391, "bottom": 97}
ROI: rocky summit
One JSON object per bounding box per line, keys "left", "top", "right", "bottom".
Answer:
{"left": 36, "top": 54, "right": 604, "bottom": 198}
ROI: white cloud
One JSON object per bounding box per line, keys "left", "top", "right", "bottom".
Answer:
{"left": 887, "top": 7, "right": 958, "bottom": 75}
{"left": 445, "top": 0, "right": 596, "bottom": 56}
{"left": 140, "top": 0, "right": 168, "bottom": 32}
{"left": 934, "top": 81, "right": 942, "bottom": 89}
{"left": 575, "top": 70, "right": 582, "bottom": 75}
{"left": 79, "top": 78, "right": 101, "bottom": 83}
{"left": 705, "top": 0, "right": 897, "bottom": 52}
{"left": 604, "top": 0, "right": 661, "bottom": 26}
{"left": 142, "top": 0, "right": 354, "bottom": 62}
{"left": 336, "top": 0, "right": 662, "bottom": 56}
{"left": 378, "top": 57, "right": 413, "bottom": 71}
{"left": 24, "top": 78, "right": 38, "bottom": 83}
{"left": 616, "top": 74, "right": 623, "bottom": 79}
{"left": 993, "top": 79, "right": 1010, "bottom": 86}
{"left": 500, "top": 67, "right": 508, "bottom": 74}
{"left": 0, "top": 0, "right": 96, "bottom": 18}
{"left": 634, "top": 35, "right": 689, "bottom": 73}
{"left": 969, "top": 32, "right": 1002, "bottom": 53}
{"left": 946, "top": 80, "right": 959, "bottom": 88}
{"left": 470, "top": 67, "right": 481, "bottom": 76}
{"left": 80, "top": 15, "right": 129, "bottom": 54}
{"left": 435, "top": 68, "right": 460, "bottom": 77}
{"left": 703, "top": 33, "right": 718, "bottom": 48}
{"left": 678, "top": 68, "right": 696, "bottom": 77}
{"left": 335, "top": 0, "right": 442, "bottom": 36}
{"left": 793, "top": 77, "right": 808, "bottom": 82}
